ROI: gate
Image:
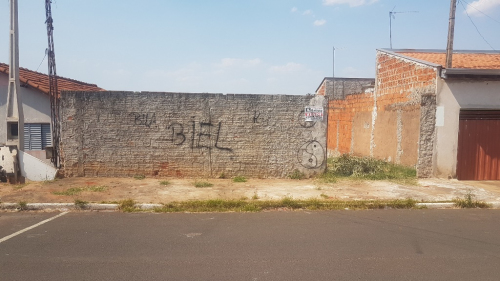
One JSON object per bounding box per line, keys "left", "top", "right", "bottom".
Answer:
{"left": 457, "top": 110, "right": 500, "bottom": 180}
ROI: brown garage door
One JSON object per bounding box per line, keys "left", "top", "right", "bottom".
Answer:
{"left": 457, "top": 110, "right": 500, "bottom": 180}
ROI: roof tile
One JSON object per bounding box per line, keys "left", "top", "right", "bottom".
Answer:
{"left": 0, "top": 62, "right": 104, "bottom": 95}
{"left": 396, "top": 52, "right": 500, "bottom": 69}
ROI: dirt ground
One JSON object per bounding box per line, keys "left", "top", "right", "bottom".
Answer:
{"left": 1, "top": 176, "right": 500, "bottom": 204}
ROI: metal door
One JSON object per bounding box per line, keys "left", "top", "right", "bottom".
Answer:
{"left": 457, "top": 110, "right": 500, "bottom": 180}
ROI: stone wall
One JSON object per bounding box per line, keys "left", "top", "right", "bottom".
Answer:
{"left": 60, "top": 91, "right": 327, "bottom": 178}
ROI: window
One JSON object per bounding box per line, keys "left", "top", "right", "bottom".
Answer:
{"left": 24, "top": 124, "right": 52, "bottom": 151}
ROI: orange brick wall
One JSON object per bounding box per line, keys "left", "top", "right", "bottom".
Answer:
{"left": 328, "top": 92, "right": 374, "bottom": 154}
{"left": 326, "top": 51, "right": 438, "bottom": 168}
{"left": 376, "top": 53, "right": 437, "bottom": 110}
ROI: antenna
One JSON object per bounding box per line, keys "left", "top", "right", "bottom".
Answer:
{"left": 389, "top": 7, "right": 418, "bottom": 49}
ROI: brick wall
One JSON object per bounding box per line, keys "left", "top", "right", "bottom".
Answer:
{"left": 60, "top": 92, "right": 327, "bottom": 178}
{"left": 326, "top": 51, "right": 438, "bottom": 175}
{"left": 327, "top": 91, "right": 374, "bottom": 155}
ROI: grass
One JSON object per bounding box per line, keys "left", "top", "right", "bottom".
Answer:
{"left": 133, "top": 174, "right": 146, "bottom": 180}
{"left": 52, "top": 185, "right": 108, "bottom": 196}
{"left": 149, "top": 198, "right": 419, "bottom": 213}
{"left": 233, "top": 176, "right": 247, "bottom": 183}
{"left": 453, "top": 190, "right": 490, "bottom": 209}
{"left": 194, "top": 181, "right": 214, "bottom": 188}
{"left": 289, "top": 169, "right": 306, "bottom": 180}
{"left": 219, "top": 172, "right": 228, "bottom": 179}
{"left": 13, "top": 183, "right": 29, "bottom": 190}
{"left": 18, "top": 201, "right": 28, "bottom": 211}
{"left": 119, "top": 199, "right": 139, "bottom": 212}
{"left": 159, "top": 180, "right": 171, "bottom": 186}
{"left": 252, "top": 192, "right": 260, "bottom": 200}
{"left": 74, "top": 199, "right": 89, "bottom": 210}
{"left": 319, "top": 155, "right": 418, "bottom": 185}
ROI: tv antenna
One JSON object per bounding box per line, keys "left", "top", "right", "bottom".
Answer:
{"left": 389, "top": 7, "right": 418, "bottom": 49}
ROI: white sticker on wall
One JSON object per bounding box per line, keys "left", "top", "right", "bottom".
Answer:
{"left": 436, "top": 106, "right": 444, "bottom": 127}
{"left": 304, "top": 106, "right": 323, "bottom": 121}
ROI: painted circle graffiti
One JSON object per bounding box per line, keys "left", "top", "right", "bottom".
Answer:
{"left": 297, "top": 141, "right": 325, "bottom": 169}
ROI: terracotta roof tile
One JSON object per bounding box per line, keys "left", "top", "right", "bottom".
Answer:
{"left": 396, "top": 51, "right": 500, "bottom": 69}
{"left": 0, "top": 62, "right": 104, "bottom": 95}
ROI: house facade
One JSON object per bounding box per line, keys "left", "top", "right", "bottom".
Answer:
{"left": 322, "top": 49, "right": 500, "bottom": 180}
{"left": 0, "top": 63, "right": 102, "bottom": 163}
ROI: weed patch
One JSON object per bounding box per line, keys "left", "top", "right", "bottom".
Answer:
{"left": 18, "top": 201, "right": 28, "bottom": 211}
{"left": 233, "top": 176, "right": 247, "bottom": 183}
{"left": 74, "top": 199, "right": 89, "bottom": 210}
{"left": 194, "top": 181, "right": 213, "bottom": 188}
{"left": 134, "top": 175, "right": 146, "bottom": 180}
{"left": 12, "top": 183, "right": 29, "bottom": 190}
{"left": 453, "top": 191, "right": 490, "bottom": 208}
{"left": 150, "top": 198, "right": 419, "bottom": 213}
{"left": 160, "top": 180, "right": 171, "bottom": 186}
{"left": 289, "top": 169, "right": 306, "bottom": 180}
{"left": 119, "top": 199, "right": 139, "bottom": 212}
{"left": 322, "top": 155, "right": 417, "bottom": 184}
{"left": 219, "top": 172, "right": 228, "bottom": 179}
{"left": 52, "top": 185, "right": 108, "bottom": 196}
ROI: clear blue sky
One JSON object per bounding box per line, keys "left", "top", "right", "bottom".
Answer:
{"left": 1, "top": 0, "right": 499, "bottom": 95}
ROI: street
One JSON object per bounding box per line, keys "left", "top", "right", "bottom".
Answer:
{"left": 1, "top": 210, "right": 500, "bottom": 280}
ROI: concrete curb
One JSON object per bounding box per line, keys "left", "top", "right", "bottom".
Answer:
{"left": 1, "top": 202, "right": 499, "bottom": 211}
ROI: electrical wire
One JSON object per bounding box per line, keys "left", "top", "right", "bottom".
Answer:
{"left": 459, "top": 0, "right": 496, "bottom": 51}
{"left": 460, "top": 0, "right": 500, "bottom": 25}
{"left": 35, "top": 49, "right": 48, "bottom": 72}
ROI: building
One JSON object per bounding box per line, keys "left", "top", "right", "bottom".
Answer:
{"left": 0, "top": 63, "right": 103, "bottom": 162}
{"left": 316, "top": 77, "right": 375, "bottom": 100}
{"left": 324, "top": 49, "right": 500, "bottom": 180}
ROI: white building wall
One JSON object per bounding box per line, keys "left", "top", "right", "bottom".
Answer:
{"left": 435, "top": 79, "right": 500, "bottom": 178}
{"left": 0, "top": 73, "right": 51, "bottom": 146}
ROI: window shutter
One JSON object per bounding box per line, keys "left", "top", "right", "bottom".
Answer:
{"left": 23, "top": 124, "right": 50, "bottom": 151}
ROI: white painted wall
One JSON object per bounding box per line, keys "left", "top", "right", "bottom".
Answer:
{"left": 434, "top": 79, "right": 500, "bottom": 178}
{"left": 0, "top": 73, "right": 51, "bottom": 146}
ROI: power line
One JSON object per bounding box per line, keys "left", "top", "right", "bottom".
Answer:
{"left": 460, "top": 0, "right": 500, "bottom": 25}
{"left": 35, "top": 48, "right": 48, "bottom": 72}
{"left": 459, "top": 0, "right": 496, "bottom": 50}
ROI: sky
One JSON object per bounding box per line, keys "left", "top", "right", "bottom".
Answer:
{"left": 1, "top": 0, "right": 500, "bottom": 95}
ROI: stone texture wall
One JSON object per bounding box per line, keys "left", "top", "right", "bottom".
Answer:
{"left": 60, "top": 91, "right": 327, "bottom": 178}
{"left": 325, "top": 51, "right": 438, "bottom": 177}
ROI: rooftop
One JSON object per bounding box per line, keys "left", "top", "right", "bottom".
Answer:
{"left": 0, "top": 63, "right": 104, "bottom": 94}
{"left": 386, "top": 49, "right": 500, "bottom": 70}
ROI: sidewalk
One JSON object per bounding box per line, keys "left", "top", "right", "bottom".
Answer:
{"left": 1, "top": 177, "right": 500, "bottom": 209}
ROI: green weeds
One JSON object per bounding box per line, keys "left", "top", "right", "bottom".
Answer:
{"left": 149, "top": 198, "right": 419, "bottom": 213}
{"left": 18, "top": 201, "right": 28, "bottom": 211}
{"left": 194, "top": 181, "right": 214, "bottom": 188}
{"left": 159, "top": 180, "right": 171, "bottom": 186}
{"left": 453, "top": 190, "right": 490, "bottom": 208}
{"left": 320, "top": 155, "right": 417, "bottom": 184}
{"left": 74, "top": 199, "right": 89, "bottom": 210}
{"left": 52, "top": 185, "right": 108, "bottom": 196}
{"left": 119, "top": 199, "right": 139, "bottom": 212}
{"left": 233, "top": 176, "right": 247, "bottom": 183}
{"left": 289, "top": 169, "right": 306, "bottom": 180}
{"left": 133, "top": 175, "right": 146, "bottom": 180}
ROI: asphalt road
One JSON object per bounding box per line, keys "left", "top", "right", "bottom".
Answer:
{"left": 1, "top": 210, "right": 500, "bottom": 281}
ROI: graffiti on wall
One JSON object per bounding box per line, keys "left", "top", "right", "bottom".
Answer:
{"left": 297, "top": 140, "right": 325, "bottom": 169}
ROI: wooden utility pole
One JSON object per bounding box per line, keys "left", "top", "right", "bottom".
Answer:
{"left": 446, "top": 0, "right": 457, "bottom": 68}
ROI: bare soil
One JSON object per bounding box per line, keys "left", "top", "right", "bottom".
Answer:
{"left": 1, "top": 177, "right": 500, "bottom": 204}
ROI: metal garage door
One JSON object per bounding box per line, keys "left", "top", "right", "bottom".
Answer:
{"left": 457, "top": 110, "right": 500, "bottom": 180}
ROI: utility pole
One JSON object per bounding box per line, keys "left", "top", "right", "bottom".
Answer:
{"left": 45, "top": 0, "right": 60, "bottom": 167}
{"left": 5, "top": 0, "right": 24, "bottom": 150}
{"left": 446, "top": 0, "right": 457, "bottom": 68}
